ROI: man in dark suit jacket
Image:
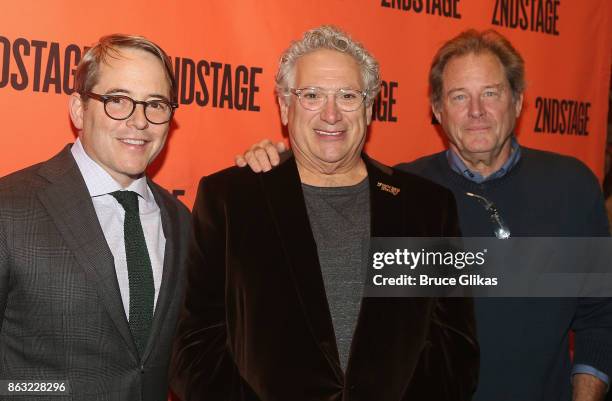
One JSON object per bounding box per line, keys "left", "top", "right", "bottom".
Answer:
{"left": 0, "top": 34, "right": 190, "bottom": 401}
{"left": 171, "top": 25, "right": 478, "bottom": 401}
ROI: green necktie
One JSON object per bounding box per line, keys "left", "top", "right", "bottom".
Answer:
{"left": 110, "top": 190, "right": 154, "bottom": 356}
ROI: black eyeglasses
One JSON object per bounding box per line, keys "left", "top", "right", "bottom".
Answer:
{"left": 83, "top": 92, "right": 178, "bottom": 125}
{"left": 466, "top": 192, "right": 511, "bottom": 239}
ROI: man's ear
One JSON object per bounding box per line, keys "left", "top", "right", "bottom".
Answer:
{"left": 514, "top": 92, "right": 524, "bottom": 116}
{"left": 69, "top": 92, "right": 84, "bottom": 130}
{"left": 278, "top": 95, "right": 289, "bottom": 126}
{"left": 366, "top": 102, "right": 373, "bottom": 125}
{"left": 431, "top": 101, "right": 442, "bottom": 125}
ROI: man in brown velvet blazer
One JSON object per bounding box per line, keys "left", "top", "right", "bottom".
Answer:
{"left": 171, "top": 26, "right": 478, "bottom": 401}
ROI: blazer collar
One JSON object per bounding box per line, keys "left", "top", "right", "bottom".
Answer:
{"left": 36, "top": 145, "right": 152, "bottom": 361}
{"left": 260, "top": 155, "right": 342, "bottom": 379}
{"left": 353, "top": 156, "right": 434, "bottom": 400}
{"left": 259, "top": 153, "right": 407, "bottom": 382}
{"left": 141, "top": 178, "right": 181, "bottom": 362}
{"left": 363, "top": 154, "right": 404, "bottom": 237}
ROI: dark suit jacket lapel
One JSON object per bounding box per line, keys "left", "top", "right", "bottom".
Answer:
{"left": 347, "top": 156, "right": 429, "bottom": 400}
{"left": 259, "top": 156, "right": 342, "bottom": 378}
{"left": 36, "top": 145, "right": 139, "bottom": 359}
{"left": 142, "top": 182, "right": 179, "bottom": 362}
{"left": 365, "top": 155, "right": 404, "bottom": 237}
{"left": 259, "top": 154, "right": 432, "bottom": 397}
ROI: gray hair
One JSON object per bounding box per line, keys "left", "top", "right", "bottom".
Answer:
{"left": 276, "top": 25, "right": 381, "bottom": 105}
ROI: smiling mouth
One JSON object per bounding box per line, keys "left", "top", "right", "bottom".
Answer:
{"left": 314, "top": 129, "right": 345, "bottom": 137}
{"left": 119, "top": 138, "right": 147, "bottom": 145}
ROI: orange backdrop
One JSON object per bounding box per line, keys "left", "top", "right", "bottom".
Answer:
{"left": 1, "top": 0, "right": 610, "bottom": 208}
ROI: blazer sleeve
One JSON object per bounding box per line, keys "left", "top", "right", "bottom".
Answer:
{"left": 402, "top": 190, "right": 479, "bottom": 400}
{"left": 0, "top": 214, "right": 8, "bottom": 333}
{"left": 169, "top": 176, "right": 259, "bottom": 401}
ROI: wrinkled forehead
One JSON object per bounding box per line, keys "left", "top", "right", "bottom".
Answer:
{"left": 292, "top": 49, "right": 363, "bottom": 89}
{"left": 100, "top": 46, "right": 166, "bottom": 74}
{"left": 95, "top": 47, "right": 172, "bottom": 96}
{"left": 442, "top": 51, "right": 507, "bottom": 88}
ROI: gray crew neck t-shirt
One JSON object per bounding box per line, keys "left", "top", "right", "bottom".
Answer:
{"left": 301, "top": 178, "right": 370, "bottom": 371}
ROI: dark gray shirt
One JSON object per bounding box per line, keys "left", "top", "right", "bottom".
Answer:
{"left": 302, "top": 178, "right": 370, "bottom": 371}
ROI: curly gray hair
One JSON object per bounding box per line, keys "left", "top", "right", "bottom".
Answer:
{"left": 276, "top": 25, "right": 381, "bottom": 105}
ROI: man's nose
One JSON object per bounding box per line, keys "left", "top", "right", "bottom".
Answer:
{"left": 127, "top": 103, "right": 149, "bottom": 129}
{"left": 468, "top": 97, "right": 485, "bottom": 118}
{"left": 319, "top": 94, "right": 343, "bottom": 124}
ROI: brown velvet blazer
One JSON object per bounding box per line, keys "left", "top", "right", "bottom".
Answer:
{"left": 170, "top": 155, "right": 478, "bottom": 401}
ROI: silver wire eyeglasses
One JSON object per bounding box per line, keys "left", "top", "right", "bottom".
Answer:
{"left": 83, "top": 92, "right": 178, "bottom": 125}
{"left": 466, "top": 192, "right": 511, "bottom": 239}
{"left": 288, "top": 87, "right": 367, "bottom": 112}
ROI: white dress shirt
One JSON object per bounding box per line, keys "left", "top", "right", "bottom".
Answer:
{"left": 71, "top": 139, "right": 166, "bottom": 319}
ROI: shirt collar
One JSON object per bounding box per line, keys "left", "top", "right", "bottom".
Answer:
{"left": 446, "top": 137, "right": 521, "bottom": 183}
{"left": 71, "top": 138, "right": 150, "bottom": 201}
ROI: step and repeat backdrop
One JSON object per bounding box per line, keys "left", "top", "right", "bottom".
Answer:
{"left": 0, "top": 0, "right": 610, "bottom": 208}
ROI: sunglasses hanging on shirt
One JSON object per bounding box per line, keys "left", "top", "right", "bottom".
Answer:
{"left": 466, "top": 192, "right": 511, "bottom": 239}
